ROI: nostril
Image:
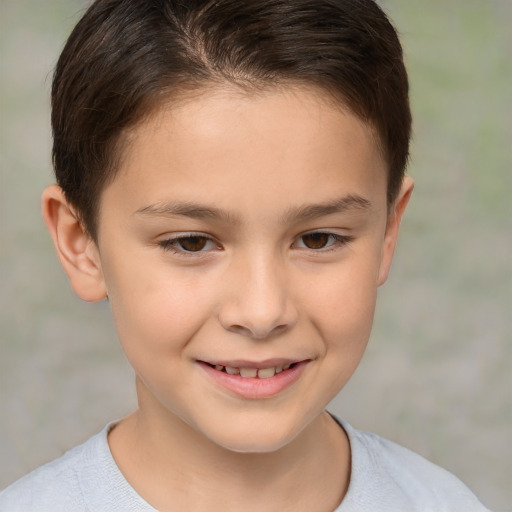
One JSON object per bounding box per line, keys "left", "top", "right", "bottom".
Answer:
{"left": 218, "top": 292, "right": 298, "bottom": 340}
{"left": 271, "top": 324, "right": 288, "bottom": 336}
{"left": 228, "top": 324, "right": 253, "bottom": 337}
{"left": 228, "top": 323, "right": 288, "bottom": 340}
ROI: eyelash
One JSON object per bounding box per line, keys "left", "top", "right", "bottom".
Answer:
{"left": 157, "top": 231, "right": 354, "bottom": 256}
{"left": 158, "top": 233, "right": 220, "bottom": 256}
{"left": 294, "top": 232, "right": 354, "bottom": 252}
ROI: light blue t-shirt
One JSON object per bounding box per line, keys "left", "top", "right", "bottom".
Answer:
{"left": 0, "top": 417, "right": 490, "bottom": 511}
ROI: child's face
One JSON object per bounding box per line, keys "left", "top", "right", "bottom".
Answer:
{"left": 92, "top": 86, "right": 410, "bottom": 452}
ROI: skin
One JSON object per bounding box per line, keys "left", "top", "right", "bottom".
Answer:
{"left": 42, "top": 85, "right": 413, "bottom": 511}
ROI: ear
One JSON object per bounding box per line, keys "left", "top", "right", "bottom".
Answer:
{"left": 377, "top": 176, "right": 414, "bottom": 286}
{"left": 42, "top": 185, "right": 107, "bottom": 302}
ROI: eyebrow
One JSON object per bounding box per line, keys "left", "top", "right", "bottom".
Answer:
{"left": 280, "top": 194, "right": 372, "bottom": 223}
{"left": 135, "top": 201, "right": 241, "bottom": 224}
{"left": 134, "top": 194, "right": 372, "bottom": 224}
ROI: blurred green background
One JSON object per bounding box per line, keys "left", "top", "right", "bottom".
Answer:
{"left": 0, "top": 0, "right": 510, "bottom": 509}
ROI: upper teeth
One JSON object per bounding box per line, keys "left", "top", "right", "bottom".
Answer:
{"left": 214, "top": 363, "right": 292, "bottom": 379}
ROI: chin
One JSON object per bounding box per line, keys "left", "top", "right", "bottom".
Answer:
{"left": 201, "top": 415, "right": 307, "bottom": 454}
{"left": 214, "top": 434, "right": 294, "bottom": 454}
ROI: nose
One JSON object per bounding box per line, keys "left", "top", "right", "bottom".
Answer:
{"left": 218, "top": 251, "right": 298, "bottom": 340}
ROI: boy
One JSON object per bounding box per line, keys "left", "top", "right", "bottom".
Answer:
{"left": 0, "top": 0, "right": 491, "bottom": 510}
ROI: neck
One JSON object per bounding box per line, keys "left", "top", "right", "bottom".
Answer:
{"left": 108, "top": 381, "right": 350, "bottom": 512}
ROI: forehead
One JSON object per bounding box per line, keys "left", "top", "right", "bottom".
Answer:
{"left": 102, "top": 85, "right": 388, "bottom": 222}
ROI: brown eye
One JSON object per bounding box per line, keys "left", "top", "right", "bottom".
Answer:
{"left": 301, "top": 233, "right": 330, "bottom": 249}
{"left": 159, "top": 234, "right": 219, "bottom": 255}
{"left": 178, "top": 236, "right": 208, "bottom": 252}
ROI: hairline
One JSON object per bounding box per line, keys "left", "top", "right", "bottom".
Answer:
{"left": 92, "top": 80, "right": 389, "bottom": 240}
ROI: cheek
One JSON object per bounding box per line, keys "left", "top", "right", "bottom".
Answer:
{"left": 290, "top": 259, "right": 379, "bottom": 409}
{"left": 104, "top": 255, "right": 216, "bottom": 364}
{"left": 305, "top": 255, "right": 379, "bottom": 355}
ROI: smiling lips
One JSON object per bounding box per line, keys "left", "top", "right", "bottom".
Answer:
{"left": 199, "top": 359, "right": 309, "bottom": 399}
{"left": 205, "top": 362, "right": 295, "bottom": 379}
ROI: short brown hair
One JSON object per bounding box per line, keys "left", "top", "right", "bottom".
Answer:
{"left": 52, "top": 0, "right": 411, "bottom": 240}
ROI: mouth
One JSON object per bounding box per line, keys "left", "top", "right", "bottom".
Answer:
{"left": 197, "top": 359, "right": 310, "bottom": 399}
{"left": 201, "top": 361, "right": 299, "bottom": 379}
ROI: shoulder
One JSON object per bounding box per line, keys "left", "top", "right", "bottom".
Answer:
{"left": 0, "top": 423, "right": 155, "bottom": 512}
{"left": 0, "top": 432, "right": 93, "bottom": 512}
{"left": 333, "top": 417, "right": 490, "bottom": 512}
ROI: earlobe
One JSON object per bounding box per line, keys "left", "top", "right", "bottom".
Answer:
{"left": 42, "top": 185, "right": 107, "bottom": 302}
{"left": 377, "top": 176, "right": 414, "bottom": 286}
